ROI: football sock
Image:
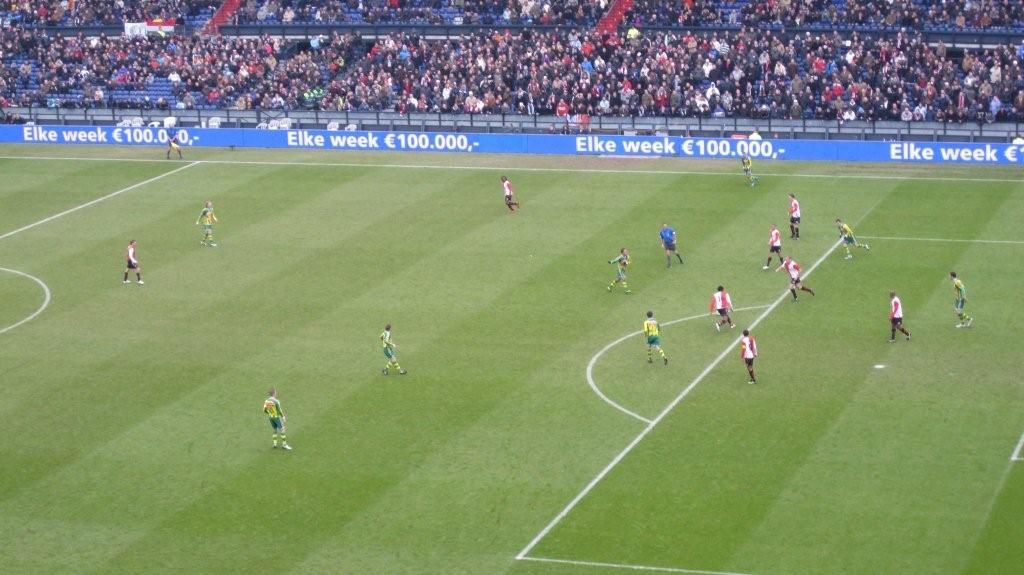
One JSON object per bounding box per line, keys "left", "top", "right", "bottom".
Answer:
{"left": 802, "top": 286, "right": 814, "bottom": 295}
{"left": 676, "top": 253, "right": 683, "bottom": 263}
{"left": 658, "top": 348, "right": 666, "bottom": 360}
{"left": 647, "top": 349, "right": 653, "bottom": 361}
{"left": 272, "top": 433, "right": 278, "bottom": 446}
{"left": 136, "top": 273, "right": 142, "bottom": 281}
{"left": 123, "top": 272, "right": 128, "bottom": 281}
{"left": 666, "top": 255, "right": 672, "bottom": 266}
{"left": 790, "top": 288, "right": 797, "bottom": 300}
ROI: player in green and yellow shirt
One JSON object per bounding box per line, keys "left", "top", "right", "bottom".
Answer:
{"left": 950, "top": 271, "right": 973, "bottom": 328}
{"left": 836, "top": 218, "right": 869, "bottom": 259}
{"left": 741, "top": 155, "right": 758, "bottom": 187}
{"left": 196, "top": 200, "right": 218, "bottom": 247}
{"left": 381, "top": 324, "right": 407, "bottom": 375}
{"left": 607, "top": 248, "right": 632, "bottom": 294}
{"left": 263, "top": 388, "right": 292, "bottom": 450}
{"left": 643, "top": 311, "right": 668, "bottom": 365}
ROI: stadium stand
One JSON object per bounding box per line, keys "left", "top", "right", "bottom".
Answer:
{"left": 0, "top": 0, "right": 218, "bottom": 27}
{"left": 3, "top": 1, "right": 1024, "bottom": 122}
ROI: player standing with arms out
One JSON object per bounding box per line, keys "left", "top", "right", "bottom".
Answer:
{"left": 888, "top": 291, "right": 912, "bottom": 342}
{"left": 123, "top": 239, "right": 144, "bottom": 285}
{"left": 166, "top": 128, "right": 182, "bottom": 160}
{"left": 643, "top": 311, "right": 669, "bottom": 365}
{"left": 763, "top": 224, "right": 784, "bottom": 270}
{"left": 381, "top": 324, "right": 407, "bottom": 375}
{"left": 836, "top": 218, "right": 870, "bottom": 259}
{"left": 263, "top": 388, "right": 292, "bottom": 450}
{"left": 741, "top": 155, "right": 758, "bottom": 187}
{"left": 740, "top": 329, "right": 758, "bottom": 384}
{"left": 788, "top": 193, "right": 801, "bottom": 239}
{"left": 777, "top": 256, "right": 814, "bottom": 301}
{"left": 950, "top": 272, "right": 974, "bottom": 328}
{"left": 607, "top": 248, "right": 632, "bottom": 294}
{"left": 196, "top": 200, "right": 218, "bottom": 247}
{"left": 709, "top": 285, "right": 735, "bottom": 331}
{"left": 659, "top": 223, "right": 684, "bottom": 267}
{"left": 501, "top": 176, "right": 520, "bottom": 214}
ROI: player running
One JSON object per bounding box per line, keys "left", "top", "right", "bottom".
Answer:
{"left": 123, "top": 239, "right": 144, "bottom": 285}
{"left": 888, "top": 291, "right": 912, "bottom": 342}
{"left": 777, "top": 256, "right": 815, "bottom": 301}
{"left": 643, "top": 311, "right": 669, "bottom": 365}
{"left": 166, "top": 129, "right": 182, "bottom": 160}
{"left": 740, "top": 329, "right": 758, "bottom": 384}
{"left": 607, "top": 248, "right": 632, "bottom": 294}
{"left": 950, "top": 272, "right": 974, "bottom": 328}
{"left": 381, "top": 324, "right": 408, "bottom": 375}
{"left": 836, "top": 218, "right": 869, "bottom": 259}
{"left": 501, "top": 176, "right": 520, "bottom": 213}
{"left": 763, "top": 224, "right": 784, "bottom": 270}
{"left": 709, "top": 285, "right": 735, "bottom": 331}
{"left": 263, "top": 388, "right": 292, "bottom": 450}
{"left": 788, "top": 193, "right": 801, "bottom": 239}
{"left": 196, "top": 200, "right": 218, "bottom": 247}
{"left": 659, "top": 223, "right": 683, "bottom": 267}
{"left": 741, "top": 155, "right": 758, "bottom": 187}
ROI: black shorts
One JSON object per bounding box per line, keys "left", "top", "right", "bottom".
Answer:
{"left": 891, "top": 317, "right": 903, "bottom": 327}
{"left": 505, "top": 195, "right": 515, "bottom": 205}
{"left": 769, "top": 245, "right": 781, "bottom": 253}
{"left": 790, "top": 276, "right": 801, "bottom": 285}
{"left": 127, "top": 261, "right": 138, "bottom": 270}
{"left": 664, "top": 242, "right": 677, "bottom": 252}
{"left": 717, "top": 308, "right": 729, "bottom": 316}
{"left": 744, "top": 357, "right": 755, "bottom": 367}
{"left": 790, "top": 216, "right": 801, "bottom": 224}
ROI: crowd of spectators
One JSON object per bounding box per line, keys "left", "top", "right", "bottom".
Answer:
{"left": 4, "top": 12, "right": 1024, "bottom": 122}
{"left": 624, "top": 0, "right": 1024, "bottom": 31}
{"left": 0, "top": 0, "right": 216, "bottom": 26}
{"left": 234, "top": 0, "right": 606, "bottom": 26}
{"left": 0, "top": 27, "right": 363, "bottom": 109}
{"left": 335, "top": 27, "right": 1024, "bottom": 122}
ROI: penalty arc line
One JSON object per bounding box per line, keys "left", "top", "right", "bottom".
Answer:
{"left": 519, "top": 555, "right": 753, "bottom": 575}
{"left": 2, "top": 155, "right": 1024, "bottom": 184}
{"left": 587, "top": 305, "right": 771, "bottom": 424}
{"left": 1012, "top": 431, "right": 1024, "bottom": 461}
{"left": 0, "top": 161, "right": 198, "bottom": 242}
{"left": 515, "top": 237, "right": 844, "bottom": 561}
{"left": 0, "top": 267, "right": 52, "bottom": 336}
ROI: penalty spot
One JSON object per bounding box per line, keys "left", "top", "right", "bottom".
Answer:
{"left": 873, "top": 364, "right": 886, "bottom": 369}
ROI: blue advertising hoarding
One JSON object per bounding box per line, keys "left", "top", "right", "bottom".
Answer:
{"left": 3, "top": 125, "right": 1024, "bottom": 165}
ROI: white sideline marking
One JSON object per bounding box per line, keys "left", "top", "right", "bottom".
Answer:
{"left": 860, "top": 235, "right": 1024, "bottom": 245}
{"left": 587, "top": 306, "right": 770, "bottom": 424}
{"left": 1, "top": 154, "right": 1023, "bottom": 183}
{"left": 1011, "top": 431, "right": 1024, "bottom": 461}
{"left": 0, "top": 162, "right": 198, "bottom": 242}
{"left": 519, "top": 556, "right": 753, "bottom": 575}
{"left": 0, "top": 267, "right": 51, "bottom": 335}
{"left": 516, "top": 239, "right": 844, "bottom": 561}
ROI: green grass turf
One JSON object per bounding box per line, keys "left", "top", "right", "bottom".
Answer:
{"left": 0, "top": 145, "right": 1021, "bottom": 574}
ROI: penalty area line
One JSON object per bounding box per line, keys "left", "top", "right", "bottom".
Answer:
{"left": 859, "top": 235, "right": 1024, "bottom": 246}
{"left": 586, "top": 305, "right": 770, "bottom": 424}
{"left": 516, "top": 238, "right": 844, "bottom": 561}
{"left": 0, "top": 161, "right": 198, "bottom": 242}
{"left": 518, "top": 555, "right": 754, "bottom": 575}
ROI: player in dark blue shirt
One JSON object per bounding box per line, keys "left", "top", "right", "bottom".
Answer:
{"left": 659, "top": 224, "right": 683, "bottom": 267}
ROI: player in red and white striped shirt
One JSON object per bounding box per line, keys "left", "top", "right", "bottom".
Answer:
{"left": 501, "top": 176, "right": 519, "bottom": 213}
{"left": 709, "top": 285, "right": 734, "bottom": 331}
{"left": 788, "top": 193, "right": 801, "bottom": 239}
{"left": 763, "top": 224, "right": 784, "bottom": 270}
{"left": 123, "top": 239, "right": 144, "bottom": 285}
{"left": 776, "top": 256, "right": 814, "bottom": 301}
{"left": 888, "top": 291, "right": 912, "bottom": 342}
{"left": 739, "top": 329, "right": 758, "bottom": 384}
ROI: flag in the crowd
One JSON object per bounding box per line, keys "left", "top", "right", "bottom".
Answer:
{"left": 146, "top": 18, "right": 176, "bottom": 36}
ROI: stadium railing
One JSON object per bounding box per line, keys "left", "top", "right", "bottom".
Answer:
{"left": 6, "top": 107, "right": 1024, "bottom": 143}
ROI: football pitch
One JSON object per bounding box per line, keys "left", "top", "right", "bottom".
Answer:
{"left": 1, "top": 144, "right": 1022, "bottom": 574}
